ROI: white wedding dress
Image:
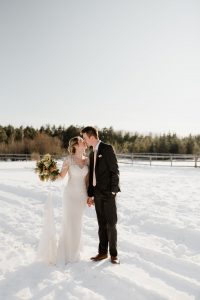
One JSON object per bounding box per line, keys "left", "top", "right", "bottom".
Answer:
{"left": 37, "top": 155, "right": 88, "bottom": 265}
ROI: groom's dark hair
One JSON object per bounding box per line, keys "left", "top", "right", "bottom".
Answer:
{"left": 81, "top": 126, "right": 99, "bottom": 139}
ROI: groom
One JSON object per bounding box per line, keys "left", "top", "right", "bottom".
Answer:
{"left": 81, "top": 126, "right": 120, "bottom": 264}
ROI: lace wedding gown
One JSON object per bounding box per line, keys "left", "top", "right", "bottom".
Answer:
{"left": 37, "top": 156, "right": 88, "bottom": 265}
{"left": 57, "top": 156, "right": 88, "bottom": 264}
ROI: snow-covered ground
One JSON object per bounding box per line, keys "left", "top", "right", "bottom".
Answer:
{"left": 0, "top": 161, "right": 200, "bottom": 300}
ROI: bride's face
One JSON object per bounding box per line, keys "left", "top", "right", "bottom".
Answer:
{"left": 76, "top": 138, "right": 87, "bottom": 151}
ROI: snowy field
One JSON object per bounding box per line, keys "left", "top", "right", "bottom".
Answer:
{"left": 0, "top": 161, "right": 200, "bottom": 300}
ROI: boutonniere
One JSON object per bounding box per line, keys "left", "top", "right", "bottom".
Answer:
{"left": 98, "top": 154, "right": 103, "bottom": 158}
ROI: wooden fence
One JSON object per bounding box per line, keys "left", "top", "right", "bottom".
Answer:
{"left": 116, "top": 153, "right": 199, "bottom": 167}
{"left": 0, "top": 153, "right": 199, "bottom": 167}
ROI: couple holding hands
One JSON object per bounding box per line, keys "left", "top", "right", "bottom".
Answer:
{"left": 38, "top": 126, "right": 120, "bottom": 265}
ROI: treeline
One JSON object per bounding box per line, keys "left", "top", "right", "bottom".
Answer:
{"left": 0, "top": 124, "right": 200, "bottom": 155}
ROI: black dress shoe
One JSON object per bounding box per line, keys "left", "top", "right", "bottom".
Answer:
{"left": 111, "top": 256, "right": 120, "bottom": 264}
{"left": 90, "top": 254, "right": 108, "bottom": 261}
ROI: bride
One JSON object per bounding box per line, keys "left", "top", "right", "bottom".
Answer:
{"left": 37, "top": 136, "right": 89, "bottom": 265}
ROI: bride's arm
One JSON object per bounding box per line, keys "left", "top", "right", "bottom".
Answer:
{"left": 84, "top": 157, "right": 94, "bottom": 206}
{"left": 85, "top": 173, "right": 89, "bottom": 189}
{"left": 58, "top": 159, "right": 69, "bottom": 179}
{"left": 85, "top": 157, "right": 89, "bottom": 188}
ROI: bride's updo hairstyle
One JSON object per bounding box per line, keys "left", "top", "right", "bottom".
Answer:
{"left": 68, "top": 137, "right": 80, "bottom": 154}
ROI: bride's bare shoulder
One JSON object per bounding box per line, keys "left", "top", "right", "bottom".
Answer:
{"left": 63, "top": 155, "right": 72, "bottom": 165}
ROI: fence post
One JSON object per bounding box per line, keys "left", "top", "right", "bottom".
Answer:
{"left": 131, "top": 153, "right": 134, "bottom": 164}
{"left": 170, "top": 155, "right": 173, "bottom": 167}
{"left": 195, "top": 156, "right": 198, "bottom": 168}
{"left": 150, "top": 155, "right": 152, "bottom": 166}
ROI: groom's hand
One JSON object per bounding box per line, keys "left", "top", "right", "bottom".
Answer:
{"left": 87, "top": 197, "right": 94, "bottom": 207}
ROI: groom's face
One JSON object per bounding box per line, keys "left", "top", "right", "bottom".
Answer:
{"left": 82, "top": 133, "right": 93, "bottom": 147}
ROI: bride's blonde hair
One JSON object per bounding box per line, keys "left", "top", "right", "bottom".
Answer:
{"left": 68, "top": 136, "right": 81, "bottom": 154}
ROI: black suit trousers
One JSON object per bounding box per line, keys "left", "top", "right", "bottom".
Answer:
{"left": 94, "top": 188, "right": 118, "bottom": 257}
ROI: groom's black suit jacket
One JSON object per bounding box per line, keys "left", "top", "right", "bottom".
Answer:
{"left": 88, "top": 142, "right": 120, "bottom": 197}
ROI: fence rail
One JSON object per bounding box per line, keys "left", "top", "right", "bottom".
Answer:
{"left": 0, "top": 153, "right": 199, "bottom": 167}
{"left": 0, "top": 154, "right": 32, "bottom": 161}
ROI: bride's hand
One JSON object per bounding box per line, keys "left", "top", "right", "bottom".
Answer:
{"left": 87, "top": 197, "right": 94, "bottom": 207}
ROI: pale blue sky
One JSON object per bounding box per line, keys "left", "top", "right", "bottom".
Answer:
{"left": 0, "top": 0, "right": 200, "bottom": 136}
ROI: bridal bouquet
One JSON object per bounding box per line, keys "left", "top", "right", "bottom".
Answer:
{"left": 35, "top": 153, "right": 60, "bottom": 181}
